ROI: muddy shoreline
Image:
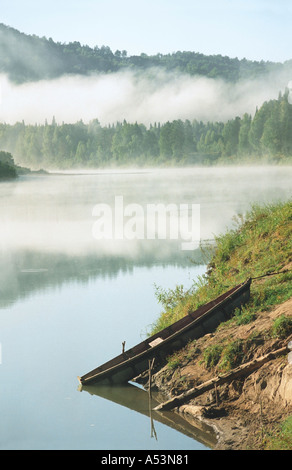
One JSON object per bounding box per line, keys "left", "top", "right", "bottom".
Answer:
{"left": 135, "top": 298, "right": 292, "bottom": 450}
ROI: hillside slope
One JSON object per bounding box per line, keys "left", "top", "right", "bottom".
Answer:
{"left": 1, "top": 23, "right": 291, "bottom": 84}
{"left": 143, "top": 201, "right": 292, "bottom": 450}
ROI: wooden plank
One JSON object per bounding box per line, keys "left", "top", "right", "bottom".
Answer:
{"left": 149, "top": 337, "right": 163, "bottom": 348}
{"left": 154, "top": 346, "right": 288, "bottom": 411}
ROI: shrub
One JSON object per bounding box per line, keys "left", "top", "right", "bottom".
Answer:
{"left": 272, "top": 315, "right": 292, "bottom": 339}
{"left": 219, "top": 339, "right": 245, "bottom": 370}
{"left": 203, "top": 344, "right": 224, "bottom": 369}
{"left": 167, "top": 353, "right": 183, "bottom": 370}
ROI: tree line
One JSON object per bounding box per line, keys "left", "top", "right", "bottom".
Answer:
{"left": 1, "top": 23, "right": 290, "bottom": 84}
{"left": 0, "top": 92, "right": 291, "bottom": 169}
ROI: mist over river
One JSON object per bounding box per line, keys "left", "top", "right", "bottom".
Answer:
{"left": 0, "top": 165, "right": 291, "bottom": 450}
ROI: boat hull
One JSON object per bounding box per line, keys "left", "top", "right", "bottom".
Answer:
{"left": 79, "top": 279, "right": 251, "bottom": 386}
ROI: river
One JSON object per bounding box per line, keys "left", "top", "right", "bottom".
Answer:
{"left": 0, "top": 166, "right": 291, "bottom": 450}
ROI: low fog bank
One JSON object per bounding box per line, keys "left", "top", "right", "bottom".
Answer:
{"left": 0, "top": 166, "right": 290, "bottom": 256}
{"left": 0, "top": 166, "right": 290, "bottom": 306}
{"left": 1, "top": 67, "right": 291, "bottom": 126}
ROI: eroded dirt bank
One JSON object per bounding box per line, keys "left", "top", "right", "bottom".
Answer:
{"left": 136, "top": 298, "right": 292, "bottom": 450}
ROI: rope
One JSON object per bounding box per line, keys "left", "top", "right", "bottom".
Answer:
{"left": 251, "top": 268, "right": 291, "bottom": 281}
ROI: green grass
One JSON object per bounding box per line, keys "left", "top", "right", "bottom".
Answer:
{"left": 167, "top": 352, "right": 183, "bottom": 370}
{"left": 263, "top": 416, "right": 292, "bottom": 450}
{"left": 151, "top": 200, "right": 292, "bottom": 335}
{"left": 202, "top": 344, "right": 224, "bottom": 369}
{"left": 272, "top": 314, "right": 292, "bottom": 339}
{"left": 201, "top": 332, "right": 264, "bottom": 372}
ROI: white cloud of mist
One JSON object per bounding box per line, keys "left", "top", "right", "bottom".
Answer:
{"left": 0, "top": 67, "right": 290, "bottom": 126}
{"left": 0, "top": 165, "right": 291, "bottom": 258}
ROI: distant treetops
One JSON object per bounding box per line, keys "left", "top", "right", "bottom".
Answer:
{"left": 0, "top": 92, "right": 291, "bottom": 169}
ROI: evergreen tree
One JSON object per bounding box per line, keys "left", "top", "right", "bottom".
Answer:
{"left": 248, "top": 101, "right": 273, "bottom": 153}
{"left": 238, "top": 113, "right": 252, "bottom": 155}
{"left": 261, "top": 101, "right": 282, "bottom": 155}
{"left": 159, "top": 122, "right": 173, "bottom": 158}
{"left": 222, "top": 117, "right": 241, "bottom": 157}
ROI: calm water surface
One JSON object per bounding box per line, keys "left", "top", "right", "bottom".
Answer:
{"left": 0, "top": 166, "right": 291, "bottom": 450}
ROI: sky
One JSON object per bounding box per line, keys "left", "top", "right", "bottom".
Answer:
{"left": 1, "top": 0, "right": 292, "bottom": 62}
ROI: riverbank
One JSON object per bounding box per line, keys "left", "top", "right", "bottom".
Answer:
{"left": 140, "top": 293, "right": 292, "bottom": 449}
{"left": 138, "top": 201, "right": 292, "bottom": 449}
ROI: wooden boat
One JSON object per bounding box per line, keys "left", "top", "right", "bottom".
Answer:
{"left": 78, "top": 278, "right": 251, "bottom": 386}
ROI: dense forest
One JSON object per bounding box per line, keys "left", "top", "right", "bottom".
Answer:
{"left": 1, "top": 23, "right": 291, "bottom": 84}
{"left": 0, "top": 92, "right": 291, "bottom": 169}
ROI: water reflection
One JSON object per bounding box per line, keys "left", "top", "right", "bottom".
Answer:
{"left": 79, "top": 382, "right": 217, "bottom": 449}
{"left": 0, "top": 246, "right": 205, "bottom": 308}
{"left": 0, "top": 167, "right": 291, "bottom": 450}
{"left": 1, "top": 166, "right": 291, "bottom": 309}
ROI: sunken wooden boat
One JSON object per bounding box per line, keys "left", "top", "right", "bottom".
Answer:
{"left": 78, "top": 278, "right": 251, "bottom": 386}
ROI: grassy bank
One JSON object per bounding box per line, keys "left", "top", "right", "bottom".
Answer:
{"left": 151, "top": 200, "right": 292, "bottom": 449}
{"left": 152, "top": 200, "right": 292, "bottom": 334}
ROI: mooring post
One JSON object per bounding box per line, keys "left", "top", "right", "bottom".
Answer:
{"left": 148, "top": 358, "right": 157, "bottom": 440}
{"left": 148, "top": 358, "right": 155, "bottom": 399}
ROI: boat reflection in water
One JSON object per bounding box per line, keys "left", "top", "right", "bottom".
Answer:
{"left": 79, "top": 382, "right": 217, "bottom": 449}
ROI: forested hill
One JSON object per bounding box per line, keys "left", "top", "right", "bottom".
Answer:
{"left": 0, "top": 23, "right": 291, "bottom": 84}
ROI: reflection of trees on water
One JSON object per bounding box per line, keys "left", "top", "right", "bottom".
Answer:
{"left": 0, "top": 244, "right": 206, "bottom": 308}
